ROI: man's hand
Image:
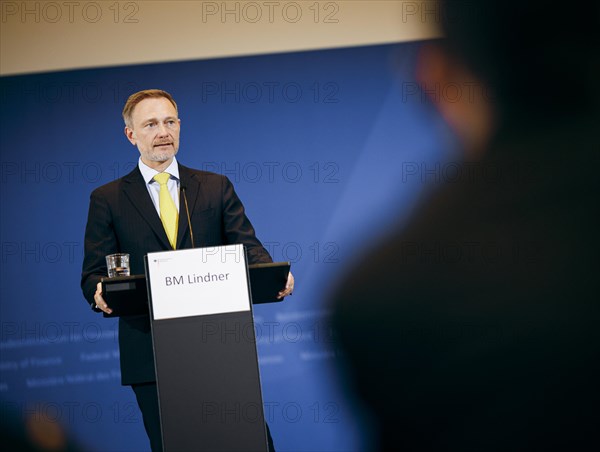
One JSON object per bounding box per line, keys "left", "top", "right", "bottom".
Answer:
{"left": 277, "top": 272, "right": 295, "bottom": 299}
{"left": 94, "top": 281, "right": 113, "bottom": 314}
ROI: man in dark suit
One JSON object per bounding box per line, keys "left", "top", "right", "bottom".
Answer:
{"left": 332, "top": 1, "right": 599, "bottom": 450}
{"left": 81, "top": 89, "right": 293, "bottom": 451}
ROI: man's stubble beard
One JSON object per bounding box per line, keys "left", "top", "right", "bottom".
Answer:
{"left": 147, "top": 146, "right": 178, "bottom": 163}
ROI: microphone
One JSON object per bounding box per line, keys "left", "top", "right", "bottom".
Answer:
{"left": 180, "top": 184, "right": 195, "bottom": 248}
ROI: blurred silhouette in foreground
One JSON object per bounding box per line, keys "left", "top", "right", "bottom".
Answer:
{"left": 0, "top": 399, "right": 82, "bottom": 451}
{"left": 331, "top": 1, "right": 599, "bottom": 450}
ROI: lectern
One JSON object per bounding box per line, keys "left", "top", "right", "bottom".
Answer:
{"left": 103, "top": 244, "right": 289, "bottom": 451}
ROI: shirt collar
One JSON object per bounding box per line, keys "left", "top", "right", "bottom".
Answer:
{"left": 138, "top": 157, "right": 180, "bottom": 184}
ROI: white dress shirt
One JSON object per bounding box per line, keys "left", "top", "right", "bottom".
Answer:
{"left": 138, "top": 157, "right": 180, "bottom": 214}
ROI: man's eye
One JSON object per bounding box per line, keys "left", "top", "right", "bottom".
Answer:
{"left": 145, "top": 123, "right": 155, "bottom": 128}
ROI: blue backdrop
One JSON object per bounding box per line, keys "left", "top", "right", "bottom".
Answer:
{"left": 0, "top": 42, "right": 455, "bottom": 451}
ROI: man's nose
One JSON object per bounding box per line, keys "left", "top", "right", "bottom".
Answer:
{"left": 156, "top": 123, "right": 169, "bottom": 136}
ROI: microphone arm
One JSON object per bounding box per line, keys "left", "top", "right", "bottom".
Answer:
{"left": 181, "top": 185, "right": 195, "bottom": 248}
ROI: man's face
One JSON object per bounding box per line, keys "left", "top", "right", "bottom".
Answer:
{"left": 125, "top": 97, "right": 181, "bottom": 168}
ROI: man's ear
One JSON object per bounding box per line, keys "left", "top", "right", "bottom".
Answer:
{"left": 124, "top": 126, "right": 136, "bottom": 146}
{"left": 416, "top": 43, "right": 494, "bottom": 155}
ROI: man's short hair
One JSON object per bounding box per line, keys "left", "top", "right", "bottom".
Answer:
{"left": 122, "top": 89, "right": 178, "bottom": 128}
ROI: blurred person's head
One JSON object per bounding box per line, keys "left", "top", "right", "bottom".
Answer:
{"left": 417, "top": 0, "right": 600, "bottom": 154}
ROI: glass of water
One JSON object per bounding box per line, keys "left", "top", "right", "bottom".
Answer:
{"left": 106, "top": 253, "right": 130, "bottom": 278}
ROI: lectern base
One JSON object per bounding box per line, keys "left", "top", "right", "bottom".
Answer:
{"left": 131, "top": 383, "right": 277, "bottom": 452}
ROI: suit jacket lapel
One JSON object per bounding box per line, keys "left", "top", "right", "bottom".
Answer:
{"left": 177, "top": 164, "right": 201, "bottom": 249}
{"left": 122, "top": 167, "right": 172, "bottom": 250}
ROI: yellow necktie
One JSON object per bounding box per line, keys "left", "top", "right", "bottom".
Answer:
{"left": 153, "top": 172, "right": 178, "bottom": 249}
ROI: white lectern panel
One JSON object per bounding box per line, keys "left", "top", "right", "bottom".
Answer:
{"left": 147, "top": 244, "right": 250, "bottom": 320}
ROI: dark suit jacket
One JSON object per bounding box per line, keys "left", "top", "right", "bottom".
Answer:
{"left": 81, "top": 163, "right": 272, "bottom": 385}
{"left": 331, "top": 117, "right": 599, "bottom": 450}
